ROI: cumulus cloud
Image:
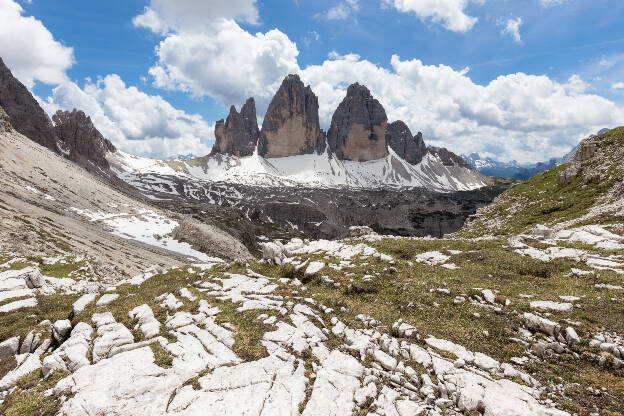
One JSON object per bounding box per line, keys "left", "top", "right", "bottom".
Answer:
{"left": 0, "top": 0, "right": 74, "bottom": 88}
{"left": 381, "top": 0, "right": 482, "bottom": 33}
{"left": 612, "top": 82, "right": 624, "bottom": 91}
{"left": 147, "top": 20, "right": 299, "bottom": 115}
{"left": 322, "top": 0, "right": 360, "bottom": 21}
{"left": 133, "top": 0, "right": 259, "bottom": 34}
{"left": 299, "top": 55, "right": 624, "bottom": 163}
{"left": 135, "top": 0, "right": 299, "bottom": 116}
{"left": 42, "top": 75, "right": 213, "bottom": 158}
{"left": 500, "top": 17, "right": 523, "bottom": 43}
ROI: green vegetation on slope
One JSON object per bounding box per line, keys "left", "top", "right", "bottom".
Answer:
{"left": 460, "top": 127, "right": 624, "bottom": 237}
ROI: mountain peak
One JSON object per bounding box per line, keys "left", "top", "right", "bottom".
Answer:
{"left": 257, "top": 74, "right": 325, "bottom": 158}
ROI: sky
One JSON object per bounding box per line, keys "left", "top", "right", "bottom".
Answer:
{"left": 1, "top": 0, "right": 623, "bottom": 163}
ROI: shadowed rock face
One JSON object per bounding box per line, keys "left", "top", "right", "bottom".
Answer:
{"left": 0, "top": 57, "right": 57, "bottom": 151}
{"left": 258, "top": 74, "right": 325, "bottom": 158}
{"left": 386, "top": 121, "right": 428, "bottom": 165}
{"left": 211, "top": 98, "right": 259, "bottom": 157}
{"left": 327, "top": 83, "right": 388, "bottom": 162}
{"left": 52, "top": 110, "right": 117, "bottom": 169}
{"left": 429, "top": 147, "right": 471, "bottom": 168}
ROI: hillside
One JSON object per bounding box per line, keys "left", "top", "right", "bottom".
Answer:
{"left": 461, "top": 127, "right": 624, "bottom": 238}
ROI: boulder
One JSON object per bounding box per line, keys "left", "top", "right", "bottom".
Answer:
{"left": 258, "top": 75, "right": 325, "bottom": 158}
{"left": 0, "top": 336, "right": 20, "bottom": 359}
{"left": 211, "top": 98, "right": 259, "bottom": 157}
{"left": 52, "top": 319, "right": 72, "bottom": 343}
{"left": 565, "top": 327, "right": 580, "bottom": 346}
{"left": 327, "top": 83, "right": 388, "bottom": 161}
{"left": 349, "top": 226, "right": 377, "bottom": 237}
{"left": 20, "top": 267, "right": 43, "bottom": 289}
{"left": 386, "top": 121, "right": 427, "bottom": 165}
{"left": 521, "top": 313, "right": 560, "bottom": 338}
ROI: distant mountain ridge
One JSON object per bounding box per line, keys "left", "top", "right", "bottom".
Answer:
{"left": 463, "top": 129, "right": 609, "bottom": 181}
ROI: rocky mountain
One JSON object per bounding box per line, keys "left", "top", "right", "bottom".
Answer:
{"left": 258, "top": 75, "right": 325, "bottom": 158}
{"left": 0, "top": 57, "right": 57, "bottom": 151}
{"left": 1, "top": 59, "right": 623, "bottom": 416}
{"left": 211, "top": 98, "right": 259, "bottom": 157}
{"left": 464, "top": 129, "right": 610, "bottom": 181}
{"left": 386, "top": 121, "right": 427, "bottom": 165}
{"left": 461, "top": 127, "right": 624, "bottom": 237}
{"left": 0, "top": 58, "right": 118, "bottom": 173}
{"left": 327, "top": 83, "right": 388, "bottom": 162}
{"left": 52, "top": 109, "right": 117, "bottom": 169}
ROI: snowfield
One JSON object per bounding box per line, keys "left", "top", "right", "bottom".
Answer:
{"left": 108, "top": 146, "right": 488, "bottom": 192}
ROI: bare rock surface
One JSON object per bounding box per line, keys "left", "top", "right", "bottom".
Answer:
{"left": 386, "top": 121, "right": 427, "bottom": 165}
{"left": 211, "top": 98, "right": 259, "bottom": 157}
{"left": 52, "top": 109, "right": 117, "bottom": 169}
{"left": 327, "top": 83, "right": 388, "bottom": 161}
{"left": 0, "top": 57, "right": 57, "bottom": 151}
{"left": 258, "top": 74, "right": 325, "bottom": 158}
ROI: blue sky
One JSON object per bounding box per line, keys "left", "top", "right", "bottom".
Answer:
{"left": 1, "top": 0, "right": 624, "bottom": 162}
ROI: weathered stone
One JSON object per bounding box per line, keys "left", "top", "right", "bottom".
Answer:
{"left": 211, "top": 98, "right": 259, "bottom": 157}
{"left": 0, "top": 336, "right": 20, "bottom": 359}
{"left": 0, "top": 57, "right": 57, "bottom": 150}
{"left": 428, "top": 147, "right": 471, "bottom": 168}
{"left": 386, "top": 121, "right": 427, "bottom": 165}
{"left": 53, "top": 109, "right": 117, "bottom": 169}
{"left": 565, "top": 327, "right": 580, "bottom": 346}
{"left": 52, "top": 320, "right": 72, "bottom": 343}
{"left": 327, "top": 83, "right": 388, "bottom": 161}
{"left": 258, "top": 75, "right": 325, "bottom": 158}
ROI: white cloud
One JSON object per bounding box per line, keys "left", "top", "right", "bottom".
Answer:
{"left": 323, "top": 0, "right": 359, "bottom": 21}
{"left": 612, "top": 82, "right": 624, "bottom": 91}
{"left": 381, "top": 0, "right": 482, "bottom": 33}
{"left": 499, "top": 17, "right": 523, "bottom": 43}
{"left": 133, "top": 0, "right": 259, "bottom": 34}
{"left": 135, "top": 1, "right": 299, "bottom": 116}
{"left": 299, "top": 55, "right": 624, "bottom": 163}
{"left": 42, "top": 75, "right": 213, "bottom": 159}
{"left": 0, "top": 0, "right": 74, "bottom": 88}
{"left": 540, "top": 0, "right": 567, "bottom": 7}
{"left": 147, "top": 20, "right": 299, "bottom": 115}
{"left": 303, "top": 30, "right": 320, "bottom": 47}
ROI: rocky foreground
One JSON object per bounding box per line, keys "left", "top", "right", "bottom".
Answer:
{"left": 0, "top": 222, "right": 622, "bottom": 415}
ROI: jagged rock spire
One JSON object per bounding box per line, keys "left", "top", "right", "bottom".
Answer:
{"left": 258, "top": 74, "right": 326, "bottom": 158}
{"left": 211, "top": 97, "right": 259, "bottom": 157}
{"left": 327, "top": 83, "right": 388, "bottom": 162}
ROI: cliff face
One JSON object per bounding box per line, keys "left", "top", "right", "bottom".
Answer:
{"left": 212, "top": 98, "right": 259, "bottom": 157}
{"left": 327, "top": 83, "right": 388, "bottom": 162}
{"left": 52, "top": 109, "right": 117, "bottom": 169}
{"left": 258, "top": 75, "right": 325, "bottom": 158}
{"left": 386, "top": 121, "right": 427, "bottom": 165}
{"left": 0, "top": 57, "right": 57, "bottom": 151}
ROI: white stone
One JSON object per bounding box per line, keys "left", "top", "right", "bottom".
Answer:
{"left": 0, "top": 336, "right": 20, "bottom": 359}
{"left": 530, "top": 301, "right": 573, "bottom": 312}
{"left": 96, "top": 293, "right": 119, "bottom": 307}
{"left": 73, "top": 293, "right": 98, "bottom": 314}
{"left": 304, "top": 261, "right": 325, "bottom": 276}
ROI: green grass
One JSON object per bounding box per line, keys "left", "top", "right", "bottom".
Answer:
{"left": 0, "top": 370, "right": 69, "bottom": 416}
{"left": 461, "top": 127, "right": 624, "bottom": 237}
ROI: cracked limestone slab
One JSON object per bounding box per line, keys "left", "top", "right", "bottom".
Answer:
{"left": 167, "top": 351, "right": 306, "bottom": 416}
{"left": 303, "top": 350, "right": 364, "bottom": 416}
{"left": 52, "top": 347, "right": 182, "bottom": 415}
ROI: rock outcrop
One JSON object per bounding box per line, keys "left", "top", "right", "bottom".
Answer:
{"left": 211, "top": 98, "right": 259, "bottom": 157}
{"left": 327, "top": 83, "right": 388, "bottom": 162}
{"left": 386, "top": 121, "right": 427, "bottom": 165}
{"left": 557, "top": 140, "right": 599, "bottom": 187}
{"left": 53, "top": 109, "right": 117, "bottom": 169}
{"left": 258, "top": 75, "right": 325, "bottom": 158}
{"left": 0, "top": 57, "right": 57, "bottom": 151}
{"left": 429, "top": 147, "right": 471, "bottom": 169}
{"left": 0, "top": 105, "right": 12, "bottom": 133}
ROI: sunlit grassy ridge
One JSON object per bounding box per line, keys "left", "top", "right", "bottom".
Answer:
{"left": 460, "top": 127, "right": 624, "bottom": 237}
